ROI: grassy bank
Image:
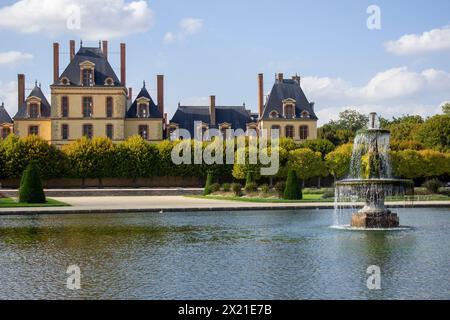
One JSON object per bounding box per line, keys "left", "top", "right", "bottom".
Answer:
{"left": 0, "top": 198, "right": 70, "bottom": 208}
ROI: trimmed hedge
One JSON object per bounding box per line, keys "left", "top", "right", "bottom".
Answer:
{"left": 19, "top": 161, "right": 46, "bottom": 204}
{"left": 283, "top": 170, "right": 303, "bottom": 200}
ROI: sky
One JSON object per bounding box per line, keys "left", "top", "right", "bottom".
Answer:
{"left": 0, "top": 0, "right": 449, "bottom": 125}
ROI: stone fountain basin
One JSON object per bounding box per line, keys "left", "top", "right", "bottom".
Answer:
{"left": 336, "top": 179, "right": 413, "bottom": 187}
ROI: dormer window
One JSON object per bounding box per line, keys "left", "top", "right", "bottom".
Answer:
{"left": 136, "top": 97, "right": 150, "bottom": 118}
{"left": 105, "top": 77, "right": 114, "bottom": 86}
{"left": 60, "top": 77, "right": 70, "bottom": 85}
{"left": 80, "top": 61, "right": 95, "bottom": 87}
{"left": 270, "top": 111, "right": 279, "bottom": 119}
{"left": 29, "top": 103, "right": 40, "bottom": 118}
{"left": 282, "top": 98, "right": 296, "bottom": 119}
{"left": 301, "top": 111, "right": 310, "bottom": 118}
{"left": 82, "top": 68, "right": 94, "bottom": 86}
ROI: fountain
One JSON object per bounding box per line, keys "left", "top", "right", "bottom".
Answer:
{"left": 334, "top": 112, "right": 413, "bottom": 229}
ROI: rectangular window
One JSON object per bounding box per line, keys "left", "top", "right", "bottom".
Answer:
{"left": 300, "top": 125, "right": 309, "bottom": 140}
{"left": 83, "top": 97, "right": 93, "bottom": 118}
{"left": 61, "top": 124, "right": 69, "bottom": 140}
{"left": 1, "top": 128, "right": 11, "bottom": 139}
{"left": 138, "top": 104, "right": 148, "bottom": 118}
{"left": 29, "top": 103, "right": 39, "bottom": 118}
{"left": 106, "top": 124, "right": 113, "bottom": 140}
{"left": 106, "top": 97, "right": 113, "bottom": 118}
{"left": 82, "top": 124, "right": 93, "bottom": 139}
{"left": 61, "top": 97, "right": 69, "bottom": 117}
{"left": 82, "top": 69, "right": 93, "bottom": 86}
{"left": 285, "top": 126, "right": 294, "bottom": 138}
{"left": 28, "top": 125, "right": 39, "bottom": 136}
{"left": 138, "top": 125, "right": 148, "bottom": 140}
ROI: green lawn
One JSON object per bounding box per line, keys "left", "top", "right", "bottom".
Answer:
{"left": 0, "top": 197, "right": 70, "bottom": 208}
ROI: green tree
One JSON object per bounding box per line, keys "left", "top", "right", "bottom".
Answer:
{"left": 19, "top": 161, "right": 46, "bottom": 204}
{"left": 232, "top": 146, "right": 262, "bottom": 181}
{"left": 325, "top": 143, "right": 353, "bottom": 181}
{"left": 299, "top": 139, "right": 335, "bottom": 159}
{"left": 441, "top": 103, "right": 450, "bottom": 115}
{"left": 390, "top": 150, "right": 425, "bottom": 179}
{"left": 338, "top": 109, "right": 369, "bottom": 132}
{"left": 203, "top": 171, "right": 214, "bottom": 195}
{"left": 287, "top": 148, "right": 327, "bottom": 187}
{"left": 416, "top": 114, "right": 450, "bottom": 151}
{"left": 283, "top": 169, "right": 302, "bottom": 200}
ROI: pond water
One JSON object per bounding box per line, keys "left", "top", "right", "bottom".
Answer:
{"left": 0, "top": 208, "right": 449, "bottom": 299}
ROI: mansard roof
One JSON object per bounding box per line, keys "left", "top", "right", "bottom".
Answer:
{"left": 0, "top": 102, "right": 12, "bottom": 124}
{"left": 14, "top": 83, "right": 51, "bottom": 119}
{"left": 170, "top": 105, "right": 254, "bottom": 136}
{"left": 56, "top": 46, "right": 121, "bottom": 86}
{"left": 126, "top": 84, "right": 162, "bottom": 119}
{"left": 262, "top": 78, "right": 318, "bottom": 120}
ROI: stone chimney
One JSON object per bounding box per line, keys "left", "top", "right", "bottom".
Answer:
{"left": 157, "top": 75, "right": 164, "bottom": 115}
{"left": 278, "top": 73, "right": 284, "bottom": 82}
{"left": 53, "top": 42, "right": 60, "bottom": 83}
{"left": 102, "top": 40, "right": 108, "bottom": 59}
{"left": 18, "top": 74, "right": 25, "bottom": 108}
{"left": 128, "top": 87, "right": 133, "bottom": 101}
{"left": 258, "top": 73, "right": 264, "bottom": 118}
{"left": 209, "top": 95, "right": 216, "bottom": 125}
{"left": 120, "top": 43, "right": 126, "bottom": 86}
{"left": 70, "top": 40, "right": 76, "bottom": 61}
{"left": 292, "top": 74, "right": 301, "bottom": 85}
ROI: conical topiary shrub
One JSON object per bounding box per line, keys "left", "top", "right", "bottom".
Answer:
{"left": 203, "top": 172, "right": 214, "bottom": 195}
{"left": 245, "top": 171, "right": 254, "bottom": 187}
{"left": 283, "top": 170, "right": 302, "bottom": 200}
{"left": 19, "top": 161, "right": 46, "bottom": 204}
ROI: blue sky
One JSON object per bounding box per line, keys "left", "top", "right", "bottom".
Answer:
{"left": 0, "top": 0, "right": 449, "bottom": 124}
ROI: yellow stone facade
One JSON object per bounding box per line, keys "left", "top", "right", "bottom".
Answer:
{"left": 259, "top": 119, "right": 317, "bottom": 141}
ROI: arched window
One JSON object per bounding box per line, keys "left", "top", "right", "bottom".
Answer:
{"left": 301, "top": 111, "right": 310, "bottom": 118}
{"left": 300, "top": 125, "right": 309, "bottom": 140}
{"left": 285, "top": 125, "right": 294, "bottom": 138}
{"left": 270, "top": 111, "right": 279, "bottom": 119}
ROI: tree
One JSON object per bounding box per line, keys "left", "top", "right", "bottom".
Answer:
{"left": 19, "top": 161, "right": 46, "bottom": 204}
{"left": 441, "top": 103, "right": 450, "bottom": 115}
{"left": 283, "top": 169, "right": 302, "bottom": 200}
{"left": 287, "top": 148, "right": 327, "bottom": 187}
{"left": 416, "top": 114, "right": 450, "bottom": 152}
{"left": 299, "top": 139, "right": 335, "bottom": 159}
{"left": 325, "top": 143, "right": 353, "bottom": 181}
{"left": 337, "top": 109, "right": 369, "bottom": 132}
{"left": 203, "top": 172, "right": 214, "bottom": 195}
{"left": 232, "top": 146, "right": 262, "bottom": 181}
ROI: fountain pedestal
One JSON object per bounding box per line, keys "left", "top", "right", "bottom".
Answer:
{"left": 351, "top": 209, "right": 399, "bottom": 228}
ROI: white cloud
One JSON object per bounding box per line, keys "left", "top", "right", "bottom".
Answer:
{"left": 301, "top": 67, "right": 450, "bottom": 124}
{"left": 385, "top": 25, "right": 450, "bottom": 55}
{"left": 0, "top": 51, "right": 33, "bottom": 65}
{"left": 0, "top": 0, "right": 154, "bottom": 40}
{"left": 164, "top": 18, "right": 203, "bottom": 44}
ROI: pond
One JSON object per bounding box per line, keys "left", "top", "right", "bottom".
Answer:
{"left": 0, "top": 208, "right": 449, "bottom": 299}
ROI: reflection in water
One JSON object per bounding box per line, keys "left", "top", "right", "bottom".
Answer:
{"left": 0, "top": 209, "right": 448, "bottom": 299}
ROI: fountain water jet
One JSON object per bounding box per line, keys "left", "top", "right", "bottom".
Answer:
{"left": 334, "top": 112, "right": 413, "bottom": 229}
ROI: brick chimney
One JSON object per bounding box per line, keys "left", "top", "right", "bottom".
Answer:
{"left": 128, "top": 87, "right": 133, "bottom": 101}
{"left": 258, "top": 73, "right": 264, "bottom": 118}
{"left": 209, "top": 95, "right": 216, "bottom": 125}
{"left": 157, "top": 74, "right": 164, "bottom": 115}
{"left": 120, "top": 43, "right": 126, "bottom": 86}
{"left": 70, "top": 40, "right": 76, "bottom": 61}
{"left": 278, "top": 73, "right": 284, "bottom": 82}
{"left": 53, "top": 42, "right": 60, "bottom": 83}
{"left": 18, "top": 74, "right": 25, "bottom": 108}
{"left": 292, "top": 74, "right": 301, "bottom": 85}
{"left": 102, "top": 40, "right": 108, "bottom": 59}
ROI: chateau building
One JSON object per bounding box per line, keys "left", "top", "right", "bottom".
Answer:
{"left": 0, "top": 102, "right": 13, "bottom": 139}
{"left": 6, "top": 41, "right": 318, "bottom": 144}
{"left": 168, "top": 73, "right": 318, "bottom": 141}
{"left": 13, "top": 41, "right": 164, "bottom": 146}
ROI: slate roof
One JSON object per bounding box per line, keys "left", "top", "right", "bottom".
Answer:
{"left": 262, "top": 78, "right": 318, "bottom": 120}
{"left": 126, "top": 85, "right": 163, "bottom": 119}
{"left": 0, "top": 102, "right": 12, "bottom": 124}
{"left": 170, "top": 105, "right": 255, "bottom": 136}
{"left": 56, "top": 46, "right": 121, "bottom": 86}
{"left": 14, "top": 84, "right": 52, "bottom": 119}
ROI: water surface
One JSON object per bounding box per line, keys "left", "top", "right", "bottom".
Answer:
{"left": 0, "top": 208, "right": 449, "bottom": 299}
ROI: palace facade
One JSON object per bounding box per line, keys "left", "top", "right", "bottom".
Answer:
{"left": 1, "top": 41, "right": 318, "bottom": 144}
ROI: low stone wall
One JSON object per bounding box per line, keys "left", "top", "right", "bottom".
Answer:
{"left": 0, "top": 176, "right": 203, "bottom": 189}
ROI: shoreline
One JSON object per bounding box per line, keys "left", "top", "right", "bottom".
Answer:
{"left": 0, "top": 196, "right": 449, "bottom": 216}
